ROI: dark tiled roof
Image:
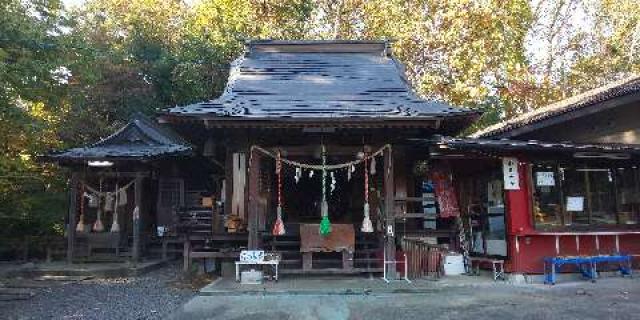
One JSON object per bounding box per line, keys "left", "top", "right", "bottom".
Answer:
{"left": 167, "top": 40, "right": 478, "bottom": 120}
{"left": 47, "top": 114, "right": 191, "bottom": 162}
{"left": 472, "top": 74, "right": 640, "bottom": 138}
{"left": 429, "top": 136, "right": 640, "bottom": 156}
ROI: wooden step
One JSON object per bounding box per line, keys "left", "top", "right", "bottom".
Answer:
{"left": 395, "top": 213, "right": 429, "bottom": 219}
{"left": 280, "top": 268, "right": 383, "bottom": 275}
{"left": 395, "top": 196, "right": 436, "bottom": 202}
{"left": 354, "top": 258, "right": 383, "bottom": 263}
{"left": 268, "top": 241, "right": 300, "bottom": 246}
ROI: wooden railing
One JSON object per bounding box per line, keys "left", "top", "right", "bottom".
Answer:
{"left": 401, "top": 237, "right": 446, "bottom": 279}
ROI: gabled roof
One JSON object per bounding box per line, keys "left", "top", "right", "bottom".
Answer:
{"left": 165, "top": 40, "right": 479, "bottom": 125}
{"left": 46, "top": 114, "right": 191, "bottom": 163}
{"left": 472, "top": 74, "right": 640, "bottom": 138}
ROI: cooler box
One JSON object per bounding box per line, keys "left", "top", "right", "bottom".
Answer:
{"left": 443, "top": 254, "right": 465, "bottom": 275}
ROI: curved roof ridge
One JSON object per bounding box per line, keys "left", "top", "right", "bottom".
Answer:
{"left": 166, "top": 40, "right": 479, "bottom": 122}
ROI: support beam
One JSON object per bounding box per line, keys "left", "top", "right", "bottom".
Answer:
{"left": 67, "top": 172, "right": 79, "bottom": 264}
{"left": 247, "top": 149, "right": 260, "bottom": 249}
{"left": 384, "top": 146, "right": 397, "bottom": 279}
{"left": 132, "top": 173, "right": 143, "bottom": 264}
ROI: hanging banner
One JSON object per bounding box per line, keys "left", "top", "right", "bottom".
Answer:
{"left": 431, "top": 163, "right": 460, "bottom": 218}
{"left": 502, "top": 157, "right": 520, "bottom": 190}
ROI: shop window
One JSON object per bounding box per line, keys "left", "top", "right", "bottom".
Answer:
{"left": 531, "top": 161, "right": 640, "bottom": 229}
{"left": 532, "top": 164, "right": 563, "bottom": 227}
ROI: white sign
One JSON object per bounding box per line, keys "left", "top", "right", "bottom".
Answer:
{"left": 502, "top": 157, "right": 520, "bottom": 190}
{"left": 240, "top": 250, "right": 264, "bottom": 262}
{"left": 566, "top": 197, "right": 584, "bottom": 212}
{"left": 536, "top": 172, "right": 556, "bottom": 186}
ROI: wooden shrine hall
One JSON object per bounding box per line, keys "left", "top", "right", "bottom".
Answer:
{"left": 157, "top": 40, "right": 480, "bottom": 276}
{"left": 46, "top": 41, "right": 640, "bottom": 281}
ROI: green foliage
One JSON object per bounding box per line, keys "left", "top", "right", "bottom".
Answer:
{"left": 1, "top": 0, "right": 638, "bottom": 258}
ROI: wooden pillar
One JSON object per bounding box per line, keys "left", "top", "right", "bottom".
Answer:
{"left": 67, "top": 172, "right": 79, "bottom": 264}
{"left": 183, "top": 237, "right": 191, "bottom": 272}
{"left": 224, "top": 147, "right": 233, "bottom": 217}
{"left": 247, "top": 150, "right": 260, "bottom": 249}
{"left": 384, "top": 146, "right": 397, "bottom": 278}
{"left": 132, "top": 173, "right": 143, "bottom": 264}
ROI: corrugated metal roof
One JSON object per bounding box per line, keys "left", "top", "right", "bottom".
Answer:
{"left": 46, "top": 114, "right": 192, "bottom": 162}
{"left": 167, "top": 40, "right": 477, "bottom": 120}
{"left": 472, "top": 74, "right": 640, "bottom": 138}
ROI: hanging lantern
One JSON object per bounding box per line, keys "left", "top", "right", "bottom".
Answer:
{"left": 272, "top": 151, "right": 286, "bottom": 236}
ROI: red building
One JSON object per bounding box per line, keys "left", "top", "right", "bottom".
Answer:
{"left": 465, "top": 75, "right": 640, "bottom": 275}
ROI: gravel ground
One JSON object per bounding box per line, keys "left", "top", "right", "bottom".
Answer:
{"left": 170, "top": 277, "right": 640, "bottom": 320}
{"left": 0, "top": 263, "right": 197, "bottom": 320}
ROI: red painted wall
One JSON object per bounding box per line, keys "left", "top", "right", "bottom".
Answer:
{"left": 505, "top": 160, "right": 533, "bottom": 236}
{"left": 504, "top": 158, "right": 640, "bottom": 274}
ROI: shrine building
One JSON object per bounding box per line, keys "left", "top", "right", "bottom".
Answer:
{"left": 46, "top": 41, "right": 640, "bottom": 280}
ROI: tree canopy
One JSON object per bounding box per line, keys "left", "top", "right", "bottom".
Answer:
{"left": 1, "top": 0, "right": 638, "bottom": 251}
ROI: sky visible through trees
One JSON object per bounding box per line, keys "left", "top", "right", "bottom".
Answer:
{"left": 1, "top": 0, "right": 639, "bottom": 251}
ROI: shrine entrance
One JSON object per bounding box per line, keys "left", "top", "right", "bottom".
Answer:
{"left": 252, "top": 144, "right": 388, "bottom": 275}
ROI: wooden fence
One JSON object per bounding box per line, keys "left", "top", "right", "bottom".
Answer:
{"left": 401, "top": 237, "right": 446, "bottom": 279}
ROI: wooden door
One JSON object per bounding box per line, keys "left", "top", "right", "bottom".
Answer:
{"left": 156, "top": 178, "right": 184, "bottom": 228}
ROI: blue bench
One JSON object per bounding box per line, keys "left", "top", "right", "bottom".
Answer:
{"left": 544, "top": 255, "right": 633, "bottom": 285}
{"left": 591, "top": 255, "right": 633, "bottom": 278}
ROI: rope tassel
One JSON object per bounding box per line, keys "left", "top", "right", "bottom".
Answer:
{"left": 319, "top": 145, "right": 331, "bottom": 236}
{"left": 361, "top": 157, "right": 373, "bottom": 233}
{"left": 272, "top": 206, "right": 286, "bottom": 236}
{"left": 370, "top": 156, "right": 377, "bottom": 175}
{"left": 273, "top": 150, "right": 286, "bottom": 236}
{"left": 93, "top": 179, "right": 105, "bottom": 232}
{"left": 362, "top": 203, "right": 373, "bottom": 233}
{"left": 110, "top": 183, "right": 121, "bottom": 233}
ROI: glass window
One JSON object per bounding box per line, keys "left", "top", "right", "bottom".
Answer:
{"left": 532, "top": 164, "right": 563, "bottom": 227}
{"left": 615, "top": 167, "right": 640, "bottom": 225}
{"left": 562, "top": 166, "right": 616, "bottom": 226}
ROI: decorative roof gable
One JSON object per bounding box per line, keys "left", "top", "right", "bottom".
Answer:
{"left": 47, "top": 114, "right": 191, "bottom": 162}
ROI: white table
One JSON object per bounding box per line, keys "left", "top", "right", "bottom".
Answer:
{"left": 469, "top": 257, "right": 505, "bottom": 280}
{"left": 235, "top": 260, "right": 280, "bottom": 282}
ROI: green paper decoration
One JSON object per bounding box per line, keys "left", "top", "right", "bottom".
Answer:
{"left": 320, "top": 215, "right": 331, "bottom": 236}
